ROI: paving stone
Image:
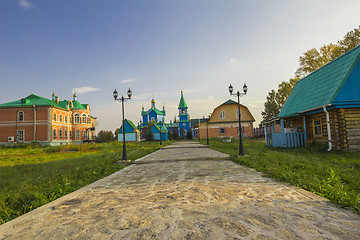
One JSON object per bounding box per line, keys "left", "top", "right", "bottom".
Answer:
{"left": 1, "top": 141, "right": 360, "bottom": 239}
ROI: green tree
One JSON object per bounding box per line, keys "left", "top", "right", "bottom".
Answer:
{"left": 96, "top": 130, "right": 114, "bottom": 143}
{"left": 261, "top": 90, "right": 280, "bottom": 121}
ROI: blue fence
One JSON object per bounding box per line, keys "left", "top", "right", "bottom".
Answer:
{"left": 266, "top": 132, "right": 306, "bottom": 148}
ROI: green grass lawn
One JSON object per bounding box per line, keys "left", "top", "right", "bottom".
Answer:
{"left": 202, "top": 138, "right": 360, "bottom": 214}
{"left": 0, "top": 141, "right": 170, "bottom": 224}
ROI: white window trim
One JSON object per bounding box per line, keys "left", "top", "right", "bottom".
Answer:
{"left": 220, "top": 110, "right": 225, "bottom": 120}
{"left": 17, "top": 129, "right": 25, "bottom": 142}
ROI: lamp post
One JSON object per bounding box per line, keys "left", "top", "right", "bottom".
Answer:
{"left": 113, "top": 88, "right": 132, "bottom": 160}
{"left": 229, "top": 83, "right": 248, "bottom": 156}
{"left": 206, "top": 113, "right": 211, "bottom": 145}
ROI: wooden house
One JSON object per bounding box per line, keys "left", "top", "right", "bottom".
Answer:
{"left": 263, "top": 44, "right": 360, "bottom": 151}
{"left": 198, "top": 99, "right": 255, "bottom": 139}
{"left": 117, "top": 119, "right": 140, "bottom": 142}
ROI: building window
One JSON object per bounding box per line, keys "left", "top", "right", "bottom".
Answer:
{"left": 75, "top": 129, "right": 80, "bottom": 140}
{"left": 83, "top": 130, "right": 87, "bottom": 140}
{"left": 65, "top": 129, "right": 68, "bottom": 139}
{"left": 220, "top": 110, "right": 225, "bottom": 119}
{"left": 53, "top": 128, "right": 57, "bottom": 139}
{"left": 59, "top": 128, "right": 63, "bottom": 139}
{"left": 74, "top": 114, "right": 80, "bottom": 124}
{"left": 65, "top": 116, "right": 68, "bottom": 123}
{"left": 220, "top": 128, "right": 226, "bottom": 134}
{"left": 181, "top": 109, "right": 186, "bottom": 114}
{"left": 53, "top": 113, "right": 57, "bottom": 121}
{"left": 87, "top": 117, "right": 90, "bottom": 124}
{"left": 17, "top": 111, "right": 24, "bottom": 121}
{"left": 59, "top": 115, "right": 63, "bottom": 123}
{"left": 70, "top": 117, "right": 73, "bottom": 123}
{"left": 70, "top": 130, "right": 72, "bottom": 139}
{"left": 17, "top": 130, "right": 24, "bottom": 142}
{"left": 236, "top": 109, "right": 241, "bottom": 119}
{"left": 82, "top": 114, "right": 87, "bottom": 124}
{"left": 313, "top": 120, "right": 322, "bottom": 136}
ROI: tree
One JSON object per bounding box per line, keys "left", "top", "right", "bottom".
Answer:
{"left": 338, "top": 25, "right": 360, "bottom": 53}
{"left": 96, "top": 130, "right": 114, "bottom": 143}
{"left": 261, "top": 90, "right": 280, "bottom": 121}
{"left": 145, "top": 125, "right": 154, "bottom": 141}
{"left": 295, "top": 43, "right": 342, "bottom": 78}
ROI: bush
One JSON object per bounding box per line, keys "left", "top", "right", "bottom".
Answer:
{"left": 145, "top": 128, "right": 154, "bottom": 141}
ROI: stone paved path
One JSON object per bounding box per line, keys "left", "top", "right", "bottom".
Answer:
{"left": 1, "top": 141, "right": 360, "bottom": 239}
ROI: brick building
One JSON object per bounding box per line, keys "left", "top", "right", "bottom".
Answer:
{"left": 0, "top": 92, "right": 96, "bottom": 145}
{"left": 198, "top": 100, "right": 255, "bottom": 139}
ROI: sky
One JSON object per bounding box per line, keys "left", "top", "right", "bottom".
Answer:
{"left": 1, "top": 0, "right": 360, "bottom": 133}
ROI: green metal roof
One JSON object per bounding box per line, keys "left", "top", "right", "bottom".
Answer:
{"left": 0, "top": 94, "right": 67, "bottom": 110}
{"left": 72, "top": 100, "right": 87, "bottom": 110}
{"left": 278, "top": 44, "right": 360, "bottom": 118}
{"left": 178, "top": 92, "right": 188, "bottom": 109}
{"left": 153, "top": 123, "right": 168, "bottom": 132}
{"left": 141, "top": 107, "right": 165, "bottom": 116}
{"left": 126, "top": 119, "right": 138, "bottom": 130}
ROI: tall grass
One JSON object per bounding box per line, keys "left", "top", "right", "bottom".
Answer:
{"left": 203, "top": 138, "right": 360, "bottom": 213}
{"left": 0, "top": 141, "right": 170, "bottom": 224}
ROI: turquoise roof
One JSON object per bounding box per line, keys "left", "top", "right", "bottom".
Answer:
{"left": 222, "top": 99, "right": 237, "bottom": 105}
{"left": 278, "top": 44, "right": 360, "bottom": 118}
{"left": 0, "top": 94, "right": 67, "bottom": 110}
{"left": 141, "top": 107, "right": 165, "bottom": 116}
{"left": 178, "top": 92, "right": 188, "bottom": 109}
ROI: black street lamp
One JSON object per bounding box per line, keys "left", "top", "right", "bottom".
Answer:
{"left": 113, "top": 88, "right": 132, "bottom": 160}
{"left": 206, "top": 113, "right": 211, "bottom": 145}
{"left": 229, "top": 83, "right": 247, "bottom": 156}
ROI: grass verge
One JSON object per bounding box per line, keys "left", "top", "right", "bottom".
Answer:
{"left": 0, "top": 141, "right": 170, "bottom": 224}
{"left": 201, "top": 138, "right": 360, "bottom": 213}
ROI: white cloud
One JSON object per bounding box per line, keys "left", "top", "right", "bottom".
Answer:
{"left": 72, "top": 87, "right": 101, "bottom": 94}
{"left": 18, "top": 0, "right": 32, "bottom": 9}
{"left": 229, "top": 58, "right": 239, "bottom": 65}
{"left": 120, "top": 79, "right": 136, "bottom": 84}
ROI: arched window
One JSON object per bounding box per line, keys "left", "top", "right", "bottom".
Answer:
{"left": 17, "top": 111, "right": 24, "bottom": 121}
{"left": 82, "top": 114, "right": 87, "bottom": 124}
{"left": 74, "top": 114, "right": 80, "bottom": 124}
{"left": 75, "top": 129, "right": 80, "bottom": 140}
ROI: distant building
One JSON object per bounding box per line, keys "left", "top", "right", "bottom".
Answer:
{"left": 198, "top": 100, "right": 255, "bottom": 139}
{"left": 117, "top": 119, "right": 140, "bottom": 142}
{"left": 0, "top": 92, "right": 96, "bottom": 145}
{"left": 140, "top": 97, "right": 169, "bottom": 141}
{"left": 140, "top": 91, "right": 191, "bottom": 140}
{"left": 178, "top": 91, "right": 191, "bottom": 137}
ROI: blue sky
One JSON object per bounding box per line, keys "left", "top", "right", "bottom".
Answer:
{"left": 1, "top": 0, "right": 360, "bottom": 132}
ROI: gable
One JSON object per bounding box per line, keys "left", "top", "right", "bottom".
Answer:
{"left": 278, "top": 44, "right": 360, "bottom": 118}
{"left": 334, "top": 58, "right": 360, "bottom": 103}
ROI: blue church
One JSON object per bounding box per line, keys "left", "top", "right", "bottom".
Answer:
{"left": 140, "top": 97, "right": 169, "bottom": 141}
{"left": 140, "top": 91, "right": 191, "bottom": 140}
